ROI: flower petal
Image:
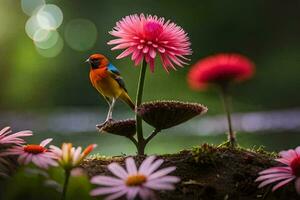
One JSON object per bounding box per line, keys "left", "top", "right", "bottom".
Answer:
{"left": 258, "top": 176, "right": 294, "bottom": 188}
{"left": 258, "top": 167, "right": 291, "bottom": 175}
{"left": 40, "top": 138, "right": 53, "bottom": 147}
{"left": 24, "top": 153, "right": 33, "bottom": 165}
{"left": 148, "top": 175, "right": 180, "bottom": 184}
{"left": 139, "top": 188, "right": 155, "bottom": 200}
{"left": 90, "top": 185, "right": 125, "bottom": 196}
{"left": 72, "top": 147, "right": 82, "bottom": 165}
{"left": 91, "top": 175, "right": 124, "bottom": 186}
{"left": 139, "top": 156, "right": 156, "bottom": 173}
{"left": 108, "top": 163, "right": 128, "bottom": 179}
{"left": 255, "top": 173, "right": 293, "bottom": 182}
{"left": 148, "top": 166, "right": 176, "bottom": 180}
{"left": 116, "top": 47, "right": 135, "bottom": 59}
{"left": 104, "top": 189, "right": 128, "bottom": 200}
{"left": 125, "top": 157, "right": 137, "bottom": 175}
{"left": 272, "top": 177, "right": 294, "bottom": 192}
{"left": 144, "top": 182, "right": 175, "bottom": 190}
{"left": 143, "top": 159, "right": 164, "bottom": 176}
{"left": 0, "top": 127, "right": 11, "bottom": 136}
{"left": 126, "top": 187, "right": 139, "bottom": 200}
{"left": 17, "top": 153, "right": 29, "bottom": 164}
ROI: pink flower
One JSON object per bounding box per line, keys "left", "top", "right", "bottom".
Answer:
{"left": 50, "top": 143, "right": 97, "bottom": 170}
{"left": 255, "top": 147, "right": 300, "bottom": 194}
{"left": 108, "top": 14, "right": 192, "bottom": 72}
{"left": 0, "top": 126, "right": 32, "bottom": 145}
{"left": 188, "top": 53, "right": 255, "bottom": 90}
{"left": 0, "top": 138, "right": 58, "bottom": 169}
{"left": 90, "top": 156, "right": 180, "bottom": 200}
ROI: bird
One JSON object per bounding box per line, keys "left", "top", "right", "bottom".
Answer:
{"left": 86, "top": 54, "right": 135, "bottom": 127}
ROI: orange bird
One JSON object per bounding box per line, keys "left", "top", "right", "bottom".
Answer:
{"left": 86, "top": 54, "right": 135, "bottom": 125}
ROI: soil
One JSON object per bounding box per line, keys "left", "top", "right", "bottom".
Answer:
{"left": 81, "top": 144, "right": 299, "bottom": 200}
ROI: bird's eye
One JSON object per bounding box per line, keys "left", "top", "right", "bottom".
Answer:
{"left": 90, "top": 58, "right": 101, "bottom": 68}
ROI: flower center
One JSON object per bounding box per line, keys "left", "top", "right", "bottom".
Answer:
{"left": 291, "top": 157, "right": 300, "bottom": 177}
{"left": 143, "top": 21, "right": 163, "bottom": 40}
{"left": 24, "top": 145, "right": 46, "bottom": 154}
{"left": 125, "top": 174, "right": 147, "bottom": 186}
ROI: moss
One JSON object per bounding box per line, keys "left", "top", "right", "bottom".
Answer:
{"left": 192, "top": 143, "right": 219, "bottom": 165}
{"left": 81, "top": 145, "right": 298, "bottom": 200}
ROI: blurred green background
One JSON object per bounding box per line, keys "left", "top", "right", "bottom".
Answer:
{"left": 0, "top": 0, "right": 300, "bottom": 155}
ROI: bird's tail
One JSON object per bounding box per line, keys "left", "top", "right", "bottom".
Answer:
{"left": 120, "top": 92, "right": 135, "bottom": 110}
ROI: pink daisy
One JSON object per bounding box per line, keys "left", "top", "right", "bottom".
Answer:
{"left": 256, "top": 147, "right": 300, "bottom": 194}
{"left": 107, "top": 14, "right": 192, "bottom": 72}
{"left": 0, "top": 138, "right": 58, "bottom": 169}
{"left": 90, "top": 156, "right": 180, "bottom": 200}
{"left": 0, "top": 126, "right": 32, "bottom": 145}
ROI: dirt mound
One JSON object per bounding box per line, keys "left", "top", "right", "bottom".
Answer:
{"left": 81, "top": 144, "right": 299, "bottom": 200}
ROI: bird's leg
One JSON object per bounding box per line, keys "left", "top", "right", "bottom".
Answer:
{"left": 97, "top": 98, "right": 112, "bottom": 129}
{"left": 106, "top": 98, "right": 116, "bottom": 121}
{"left": 97, "top": 98, "right": 117, "bottom": 129}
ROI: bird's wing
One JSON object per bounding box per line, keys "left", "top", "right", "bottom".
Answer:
{"left": 106, "top": 64, "right": 128, "bottom": 93}
{"left": 114, "top": 76, "right": 128, "bottom": 93}
{"left": 107, "top": 63, "right": 121, "bottom": 75}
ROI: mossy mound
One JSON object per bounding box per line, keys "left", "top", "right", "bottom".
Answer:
{"left": 81, "top": 144, "right": 298, "bottom": 200}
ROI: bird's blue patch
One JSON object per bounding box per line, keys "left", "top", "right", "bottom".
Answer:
{"left": 107, "top": 63, "right": 121, "bottom": 75}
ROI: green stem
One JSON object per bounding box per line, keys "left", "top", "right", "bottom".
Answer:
{"left": 145, "top": 129, "right": 160, "bottom": 144}
{"left": 61, "top": 169, "right": 71, "bottom": 200}
{"left": 220, "top": 85, "right": 236, "bottom": 147}
{"left": 135, "top": 59, "right": 147, "bottom": 155}
{"left": 127, "top": 136, "right": 138, "bottom": 148}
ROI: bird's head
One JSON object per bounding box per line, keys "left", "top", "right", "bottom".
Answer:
{"left": 86, "top": 54, "right": 109, "bottom": 69}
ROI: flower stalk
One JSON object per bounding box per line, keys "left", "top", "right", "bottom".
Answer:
{"left": 219, "top": 85, "right": 236, "bottom": 147}
{"left": 61, "top": 169, "right": 71, "bottom": 200}
{"left": 108, "top": 14, "right": 192, "bottom": 155}
{"left": 145, "top": 129, "right": 161, "bottom": 145}
{"left": 135, "top": 59, "right": 147, "bottom": 155}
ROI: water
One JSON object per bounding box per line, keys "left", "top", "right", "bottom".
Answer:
{"left": 2, "top": 108, "right": 300, "bottom": 155}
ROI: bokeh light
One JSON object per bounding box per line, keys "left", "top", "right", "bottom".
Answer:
{"left": 36, "top": 4, "right": 63, "bottom": 30}
{"left": 36, "top": 34, "right": 63, "bottom": 57}
{"left": 21, "top": 0, "right": 45, "bottom": 16}
{"left": 32, "top": 28, "right": 49, "bottom": 42}
{"left": 25, "top": 15, "right": 43, "bottom": 40}
{"left": 23, "top": 2, "right": 63, "bottom": 57}
{"left": 64, "top": 19, "right": 98, "bottom": 51}
{"left": 34, "top": 30, "right": 59, "bottom": 49}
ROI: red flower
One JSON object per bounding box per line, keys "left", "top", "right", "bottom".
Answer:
{"left": 188, "top": 53, "right": 255, "bottom": 90}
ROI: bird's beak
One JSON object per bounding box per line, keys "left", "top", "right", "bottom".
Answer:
{"left": 85, "top": 58, "right": 90, "bottom": 63}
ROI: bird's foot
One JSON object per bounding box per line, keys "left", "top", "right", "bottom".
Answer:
{"left": 96, "top": 118, "right": 114, "bottom": 131}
